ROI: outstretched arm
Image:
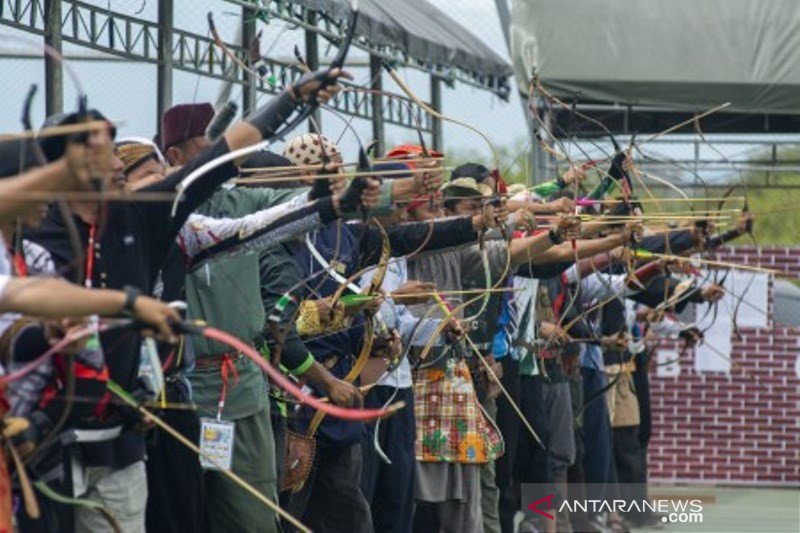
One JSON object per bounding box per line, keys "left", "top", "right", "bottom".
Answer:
{"left": 0, "top": 277, "right": 179, "bottom": 338}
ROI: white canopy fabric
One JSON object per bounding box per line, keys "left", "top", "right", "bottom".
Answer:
{"left": 290, "top": 0, "right": 513, "bottom": 78}
{"left": 510, "top": 0, "right": 800, "bottom": 114}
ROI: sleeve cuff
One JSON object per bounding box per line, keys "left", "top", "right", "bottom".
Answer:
{"left": 289, "top": 353, "right": 315, "bottom": 376}
{"left": 317, "top": 197, "right": 338, "bottom": 225}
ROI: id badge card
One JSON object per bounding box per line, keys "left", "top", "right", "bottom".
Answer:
{"left": 199, "top": 418, "right": 236, "bottom": 471}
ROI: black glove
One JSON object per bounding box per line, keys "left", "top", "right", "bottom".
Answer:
{"left": 289, "top": 68, "right": 339, "bottom": 105}
{"left": 338, "top": 176, "right": 369, "bottom": 215}
{"left": 679, "top": 327, "right": 703, "bottom": 345}
{"left": 607, "top": 199, "right": 641, "bottom": 217}
{"left": 309, "top": 177, "right": 332, "bottom": 200}
{"left": 244, "top": 90, "right": 297, "bottom": 140}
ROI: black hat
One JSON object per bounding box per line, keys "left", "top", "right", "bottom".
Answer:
{"left": 372, "top": 161, "right": 412, "bottom": 180}
{"left": 238, "top": 151, "right": 302, "bottom": 188}
{"left": 39, "top": 109, "right": 116, "bottom": 162}
{"left": 451, "top": 162, "right": 490, "bottom": 183}
{"left": 239, "top": 150, "right": 292, "bottom": 170}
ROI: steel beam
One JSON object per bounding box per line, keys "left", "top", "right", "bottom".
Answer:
{"left": 430, "top": 75, "right": 443, "bottom": 151}
{"left": 369, "top": 54, "right": 385, "bottom": 156}
{"left": 43, "top": 0, "right": 62, "bottom": 115}
{"left": 304, "top": 10, "right": 321, "bottom": 133}
{"left": 156, "top": 0, "right": 173, "bottom": 140}
{"left": 241, "top": 4, "right": 257, "bottom": 116}
{"left": 0, "top": 0, "right": 436, "bottom": 134}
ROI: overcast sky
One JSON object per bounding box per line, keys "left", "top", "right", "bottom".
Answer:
{"left": 0, "top": 0, "right": 527, "bottom": 161}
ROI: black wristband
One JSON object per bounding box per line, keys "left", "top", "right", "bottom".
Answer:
{"left": 556, "top": 177, "right": 567, "bottom": 189}
{"left": 244, "top": 90, "right": 297, "bottom": 140}
{"left": 704, "top": 228, "right": 739, "bottom": 250}
{"left": 317, "top": 197, "right": 338, "bottom": 224}
{"left": 121, "top": 285, "right": 141, "bottom": 317}
{"left": 548, "top": 229, "right": 564, "bottom": 245}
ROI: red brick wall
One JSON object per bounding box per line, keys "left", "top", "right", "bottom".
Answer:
{"left": 648, "top": 246, "right": 800, "bottom": 485}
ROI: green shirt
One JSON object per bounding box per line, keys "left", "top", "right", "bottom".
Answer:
{"left": 187, "top": 182, "right": 395, "bottom": 419}
{"left": 187, "top": 187, "right": 299, "bottom": 420}
{"left": 530, "top": 179, "right": 562, "bottom": 198}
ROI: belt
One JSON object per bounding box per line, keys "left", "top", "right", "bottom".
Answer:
{"left": 605, "top": 360, "right": 637, "bottom": 374}
{"left": 194, "top": 352, "right": 244, "bottom": 418}
{"left": 471, "top": 341, "right": 492, "bottom": 351}
{"left": 538, "top": 348, "right": 560, "bottom": 360}
{"left": 67, "top": 426, "right": 123, "bottom": 443}
{"left": 194, "top": 351, "right": 245, "bottom": 369}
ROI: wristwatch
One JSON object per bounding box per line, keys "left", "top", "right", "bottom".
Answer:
{"left": 121, "top": 285, "right": 141, "bottom": 317}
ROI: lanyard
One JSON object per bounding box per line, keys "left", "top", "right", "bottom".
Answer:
{"left": 12, "top": 251, "right": 27, "bottom": 278}
{"left": 85, "top": 225, "right": 96, "bottom": 288}
{"left": 217, "top": 354, "right": 239, "bottom": 420}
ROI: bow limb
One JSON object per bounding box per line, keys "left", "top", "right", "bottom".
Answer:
{"left": 170, "top": 137, "right": 278, "bottom": 217}
{"left": 412, "top": 246, "right": 508, "bottom": 364}
{"left": 629, "top": 162, "right": 691, "bottom": 203}
{"left": 3, "top": 321, "right": 399, "bottom": 421}
{"left": 33, "top": 480, "right": 121, "bottom": 532}
{"left": 305, "top": 219, "right": 391, "bottom": 437}
{"left": 383, "top": 63, "right": 500, "bottom": 173}
{"left": 384, "top": 65, "right": 508, "bottom": 322}
{"left": 207, "top": 12, "right": 262, "bottom": 82}
{"left": 305, "top": 233, "right": 360, "bottom": 294}
{"left": 730, "top": 197, "right": 757, "bottom": 340}
{"left": 18, "top": 55, "right": 87, "bottom": 285}
{"left": 527, "top": 76, "right": 587, "bottom": 337}
{"left": 106, "top": 379, "right": 311, "bottom": 533}
{"left": 15, "top": 74, "right": 88, "bottom": 463}
{"left": 430, "top": 292, "right": 545, "bottom": 450}
{"left": 326, "top": 144, "right": 386, "bottom": 309}
{"left": 385, "top": 59, "right": 510, "bottom": 314}
{"left": 172, "top": 3, "right": 360, "bottom": 217}
{"left": 342, "top": 221, "right": 391, "bottom": 361}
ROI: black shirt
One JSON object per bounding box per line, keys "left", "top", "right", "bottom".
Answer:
{"left": 26, "top": 139, "right": 239, "bottom": 468}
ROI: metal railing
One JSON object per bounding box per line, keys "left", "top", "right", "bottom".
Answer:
{"left": 0, "top": 0, "right": 433, "bottom": 132}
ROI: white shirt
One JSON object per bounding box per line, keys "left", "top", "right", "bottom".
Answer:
{"left": 359, "top": 257, "right": 445, "bottom": 389}
{"left": 0, "top": 234, "right": 12, "bottom": 301}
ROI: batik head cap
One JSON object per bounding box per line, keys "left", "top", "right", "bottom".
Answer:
{"left": 115, "top": 141, "right": 160, "bottom": 175}
{"left": 161, "top": 102, "right": 214, "bottom": 151}
{"left": 282, "top": 133, "right": 340, "bottom": 166}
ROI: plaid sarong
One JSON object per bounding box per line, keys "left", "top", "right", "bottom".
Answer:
{"left": 413, "top": 359, "right": 503, "bottom": 464}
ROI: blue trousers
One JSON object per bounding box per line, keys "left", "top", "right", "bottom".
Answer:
{"left": 581, "top": 367, "right": 618, "bottom": 503}
{"left": 361, "top": 386, "right": 416, "bottom": 533}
